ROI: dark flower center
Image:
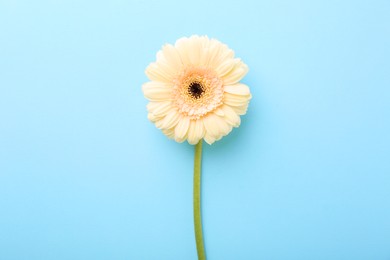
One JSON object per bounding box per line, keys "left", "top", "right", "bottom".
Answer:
{"left": 188, "top": 82, "right": 204, "bottom": 99}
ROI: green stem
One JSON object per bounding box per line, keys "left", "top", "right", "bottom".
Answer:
{"left": 194, "top": 141, "right": 206, "bottom": 260}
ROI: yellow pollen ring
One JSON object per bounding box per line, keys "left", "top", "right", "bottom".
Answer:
{"left": 173, "top": 67, "right": 224, "bottom": 120}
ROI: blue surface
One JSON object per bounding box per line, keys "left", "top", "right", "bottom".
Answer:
{"left": 1, "top": 0, "right": 390, "bottom": 259}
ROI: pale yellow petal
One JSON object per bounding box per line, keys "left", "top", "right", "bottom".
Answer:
{"left": 203, "top": 112, "right": 231, "bottom": 139}
{"left": 222, "top": 62, "right": 249, "bottom": 85}
{"left": 203, "top": 113, "right": 220, "bottom": 137}
{"left": 145, "top": 63, "right": 174, "bottom": 83}
{"left": 155, "top": 51, "right": 179, "bottom": 80}
{"left": 205, "top": 39, "right": 234, "bottom": 69}
{"left": 142, "top": 82, "right": 172, "bottom": 101}
{"left": 161, "top": 44, "right": 183, "bottom": 71}
{"left": 188, "top": 119, "right": 205, "bottom": 145}
{"left": 160, "top": 109, "right": 180, "bottom": 129}
{"left": 147, "top": 112, "right": 163, "bottom": 122}
{"left": 154, "top": 118, "right": 165, "bottom": 129}
{"left": 187, "top": 122, "right": 196, "bottom": 145}
{"left": 221, "top": 105, "right": 241, "bottom": 127}
{"left": 214, "top": 107, "right": 225, "bottom": 116}
{"left": 198, "top": 36, "right": 210, "bottom": 67}
{"left": 203, "top": 40, "right": 222, "bottom": 68}
{"left": 148, "top": 101, "right": 173, "bottom": 117}
{"left": 147, "top": 101, "right": 170, "bottom": 113}
{"left": 174, "top": 116, "right": 190, "bottom": 142}
{"left": 203, "top": 132, "right": 216, "bottom": 145}
{"left": 174, "top": 37, "right": 191, "bottom": 67}
{"left": 224, "top": 92, "right": 251, "bottom": 107}
{"left": 215, "top": 114, "right": 233, "bottom": 137}
{"left": 215, "top": 58, "right": 240, "bottom": 79}
{"left": 162, "top": 127, "right": 175, "bottom": 139}
{"left": 224, "top": 83, "right": 250, "bottom": 96}
{"left": 230, "top": 104, "right": 249, "bottom": 115}
{"left": 187, "top": 35, "right": 201, "bottom": 66}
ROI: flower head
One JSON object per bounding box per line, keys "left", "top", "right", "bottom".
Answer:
{"left": 142, "top": 35, "right": 251, "bottom": 145}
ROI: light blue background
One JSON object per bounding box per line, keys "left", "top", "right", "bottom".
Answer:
{"left": 1, "top": 0, "right": 389, "bottom": 259}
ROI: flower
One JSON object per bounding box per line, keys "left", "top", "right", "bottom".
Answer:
{"left": 142, "top": 35, "right": 251, "bottom": 145}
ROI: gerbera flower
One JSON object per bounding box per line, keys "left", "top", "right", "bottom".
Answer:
{"left": 142, "top": 35, "right": 251, "bottom": 145}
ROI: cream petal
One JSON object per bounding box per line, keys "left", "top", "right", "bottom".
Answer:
{"left": 215, "top": 58, "right": 240, "bottom": 78}
{"left": 154, "top": 118, "right": 165, "bottom": 129}
{"left": 187, "top": 35, "right": 201, "bottom": 66}
{"left": 198, "top": 36, "right": 210, "bottom": 67}
{"left": 221, "top": 105, "right": 241, "bottom": 127}
{"left": 206, "top": 39, "right": 234, "bottom": 68}
{"left": 224, "top": 93, "right": 251, "bottom": 107}
{"left": 161, "top": 44, "right": 183, "bottom": 71}
{"left": 195, "top": 119, "right": 205, "bottom": 139}
{"left": 222, "top": 62, "right": 249, "bottom": 85}
{"left": 186, "top": 121, "right": 195, "bottom": 144}
{"left": 216, "top": 114, "right": 232, "bottom": 137}
{"left": 214, "top": 108, "right": 225, "bottom": 116}
{"left": 224, "top": 83, "right": 251, "bottom": 96}
{"left": 203, "top": 113, "right": 220, "bottom": 137}
{"left": 145, "top": 63, "right": 174, "bottom": 83}
{"left": 230, "top": 104, "right": 249, "bottom": 115}
{"left": 203, "top": 39, "right": 222, "bottom": 68}
{"left": 203, "top": 112, "right": 231, "bottom": 139}
{"left": 203, "top": 132, "right": 216, "bottom": 145}
{"left": 147, "top": 112, "right": 164, "bottom": 122}
{"left": 215, "top": 133, "right": 225, "bottom": 142}
{"left": 174, "top": 116, "right": 190, "bottom": 142}
{"left": 223, "top": 125, "right": 233, "bottom": 138}
{"left": 155, "top": 51, "right": 179, "bottom": 79}
{"left": 147, "top": 101, "right": 170, "bottom": 113}
{"left": 142, "top": 82, "right": 172, "bottom": 101}
{"left": 160, "top": 109, "right": 180, "bottom": 129}
{"left": 188, "top": 119, "right": 205, "bottom": 145}
{"left": 149, "top": 101, "right": 173, "bottom": 117}
{"left": 162, "top": 128, "right": 175, "bottom": 139}
{"left": 174, "top": 37, "right": 191, "bottom": 67}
